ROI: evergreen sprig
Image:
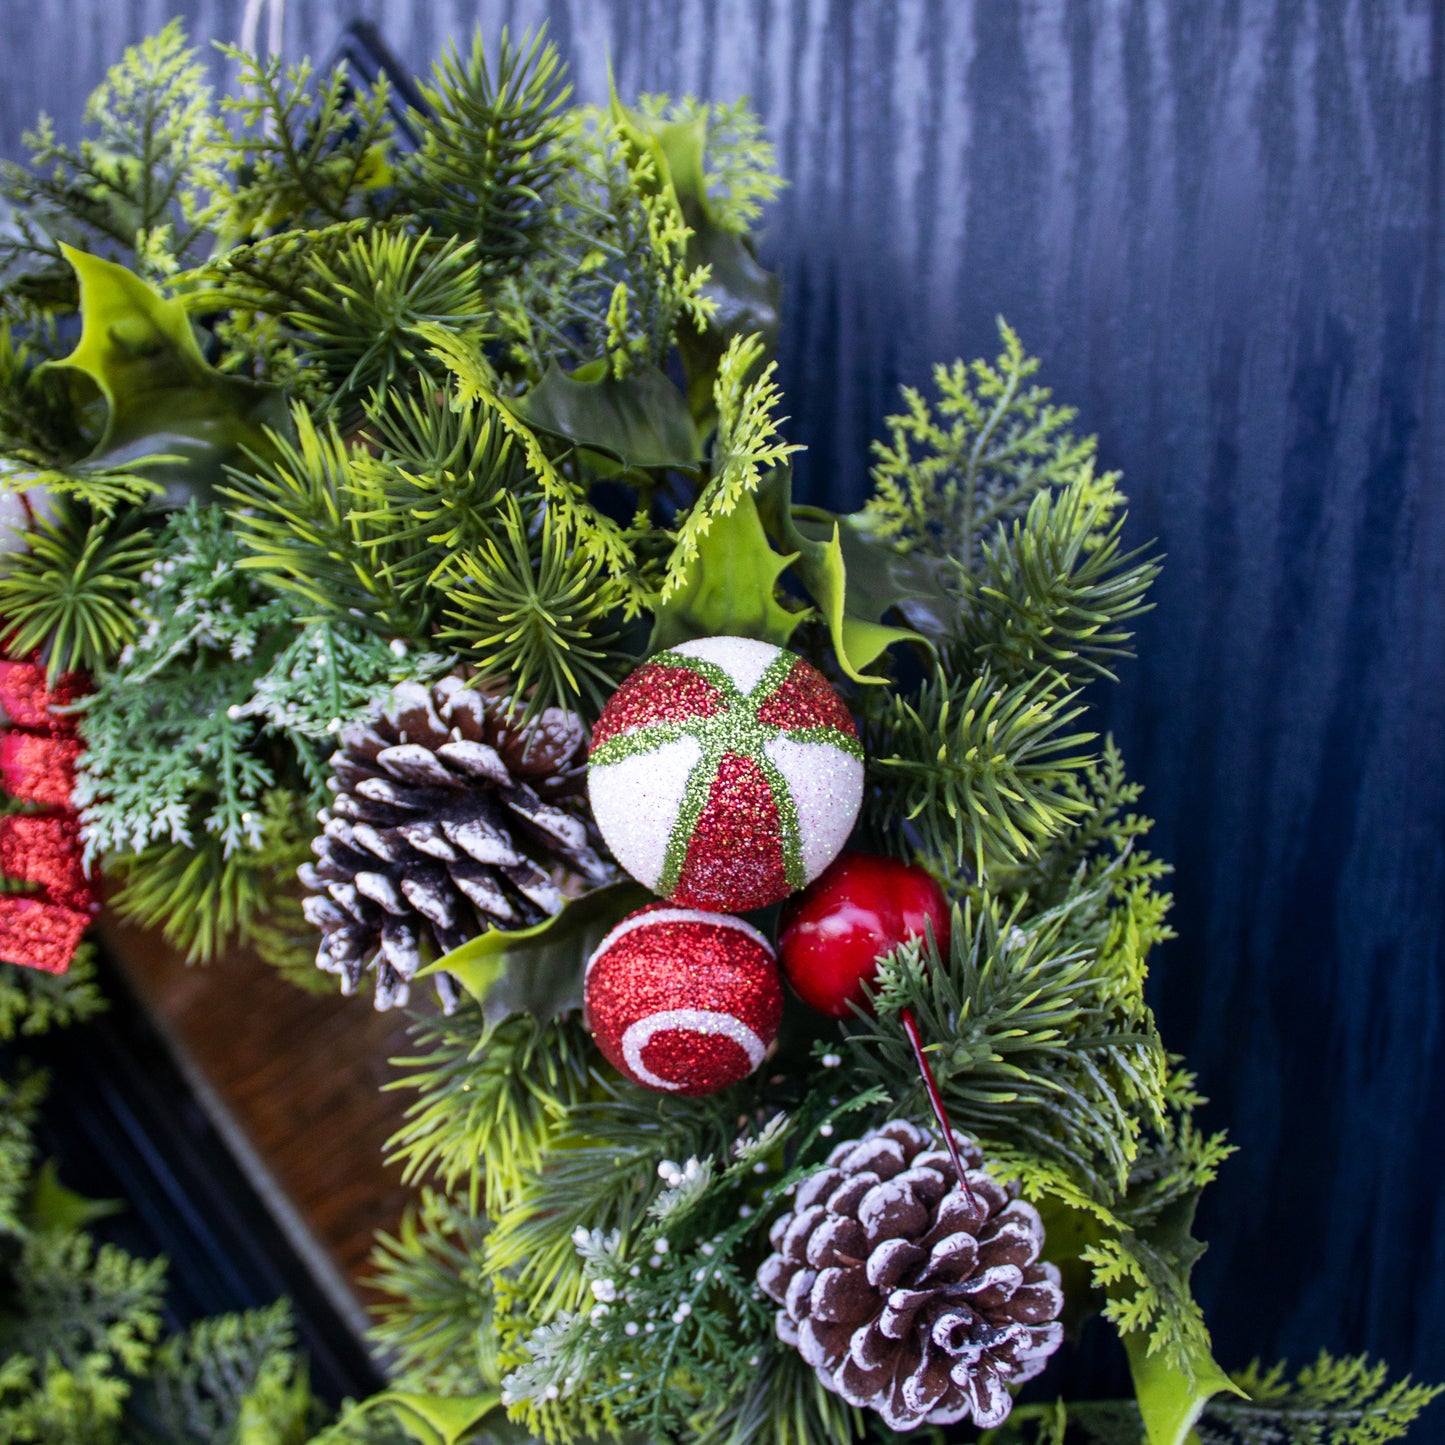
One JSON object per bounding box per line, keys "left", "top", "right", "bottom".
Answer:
{"left": 0, "top": 499, "right": 154, "bottom": 677}
{"left": 0, "top": 20, "right": 217, "bottom": 279}
{"left": 436, "top": 492, "right": 628, "bottom": 719}
{"left": 287, "top": 229, "right": 486, "bottom": 407}
{"left": 866, "top": 664, "right": 1096, "bottom": 876}
{"left": 866, "top": 321, "right": 1097, "bottom": 568}
{"left": 0, "top": 948, "right": 105, "bottom": 1044}
{"left": 401, "top": 28, "right": 571, "bottom": 269}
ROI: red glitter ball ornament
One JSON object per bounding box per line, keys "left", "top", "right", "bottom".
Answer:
{"left": 777, "top": 852, "right": 952, "bottom": 1018}
{"left": 588, "top": 636, "right": 865, "bottom": 913}
{"left": 584, "top": 904, "right": 784, "bottom": 1095}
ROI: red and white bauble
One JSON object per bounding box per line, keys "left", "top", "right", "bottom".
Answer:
{"left": 583, "top": 904, "right": 784, "bottom": 1095}
{"left": 587, "top": 637, "right": 864, "bottom": 913}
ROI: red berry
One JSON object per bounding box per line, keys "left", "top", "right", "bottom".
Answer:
{"left": 777, "top": 852, "right": 952, "bottom": 1018}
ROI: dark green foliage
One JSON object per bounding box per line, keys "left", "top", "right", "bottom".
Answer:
{"left": 286, "top": 230, "right": 486, "bottom": 407}
{"left": 400, "top": 29, "right": 571, "bottom": 269}
{"left": 865, "top": 665, "right": 1096, "bottom": 876}
{"left": 0, "top": 948, "right": 105, "bottom": 1044}
{"left": 437, "top": 494, "right": 628, "bottom": 719}
{"left": 0, "top": 500, "right": 154, "bottom": 676}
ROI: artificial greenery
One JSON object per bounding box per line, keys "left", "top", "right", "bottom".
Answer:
{"left": 0, "top": 20, "right": 1434, "bottom": 1445}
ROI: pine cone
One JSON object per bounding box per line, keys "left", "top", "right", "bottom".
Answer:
{"left": 757, "top": 1119, "right": 1063, "bottom": 1433}
{"left": 300, "top": 677, "right": 614, "bottom": 1011}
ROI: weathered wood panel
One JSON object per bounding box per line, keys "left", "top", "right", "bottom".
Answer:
{"left": 3, "top": 0, "right": 1440, "bottom": 1382}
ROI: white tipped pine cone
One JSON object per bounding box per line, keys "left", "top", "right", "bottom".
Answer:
{"left": 300, "top": 677, "right": 613, "bottom": 1011}
{"left": 756, "top": 1119, "right": 1063, "bottom": 1433}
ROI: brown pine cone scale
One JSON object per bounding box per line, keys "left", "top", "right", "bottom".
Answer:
{"left": 300, "top": 677, "right": 613, "bottom": 1011}
{"left": 757, "top": 1119, "right": 1063, "bottom": 1433}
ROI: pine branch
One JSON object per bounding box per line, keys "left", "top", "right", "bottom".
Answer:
{"left": 367, "top": 1189, "right": 499, "bottom": 1397}
{"left": 865, "top": 664, "right": 1096, "bottom": 877}
{"left": 955, "top": 473, "right": 1160, "bottom": 686}
{"left": 400, "top": 28, "right": 571, "bottom": 270}
{"left": 285, "top": 229, "right": 486, "bottom": 409}
{"left": 386, "top": 1006, "right": 597, "bottom": 1212}
{"left": 435, "top": 492, "right": 629, "bottom": 720}
{"left": 0, "top": 499, "right": 155, "bottom": 678}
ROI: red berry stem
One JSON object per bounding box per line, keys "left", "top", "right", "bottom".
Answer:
{"left": 898, "top": 1006, "right": 976, "bottom": 1206}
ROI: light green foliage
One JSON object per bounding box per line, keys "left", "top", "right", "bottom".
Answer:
{"left": 662, "top": 332, "right": 800, "bottom": 598}
{"left": 286, "top": 230, "right": 486, "bottom": 408}
{"left": 866, "top": 320, "right": 1096, "bottom": 566}
{"left": 0, "top": 949, "right": 106, "bottom": 1045}
{"left": 866, "top": 664, "right": 1096, "bottom": 876}
{"left": 492, "top": 108, "right": 715, "bottom": 381}
{"left": 141, "top": 1301, "right": 320, "bottom": 1445}
{"left": 0, "top": 500, "right": 153, "bottom": 677}
{"left": 0, "top": 21, "right": 217, "bottom": 280}
{"left": 634, "top": 95, "right": 786, "bottom": 234}
{"left": 400, "top": 29, "right": 571, "bottom": 269}
{"left": 437, "top": 493, "right": 628, "bottom": 719}
{"left": 209, "top": 47, "right": 393, "bottom": 241}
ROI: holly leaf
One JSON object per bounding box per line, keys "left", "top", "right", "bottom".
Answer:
{"left": 47, "top": 245, "right": 286, "bottom": 503}
{"left": 511, "top": 360, "right": 702, "bottom": 473}
{"left": 315, "top": 1391, "right": 502, "bottom": 1445}
{"left": 650, "top": 485, "right": 803, "bottom": 651}
{"left": 426, "top": 881, "right": 650, "bottom": 1024}
{"left": 755, "top": 467, "right": 934, "bottom": 682}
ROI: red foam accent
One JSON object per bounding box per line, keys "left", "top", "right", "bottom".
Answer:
{"left": 0, "top": 895, "right": 90, "bottom": 974}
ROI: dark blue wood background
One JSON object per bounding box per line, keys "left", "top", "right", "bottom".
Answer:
{"left": 3, "top": 0, "right": 1440, "bottom": 1389}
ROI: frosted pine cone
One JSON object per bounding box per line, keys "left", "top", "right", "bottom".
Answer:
{"left": 757, "top": 1119, "right": 1063, "bottom": 1432}
{"left": 300, "top": 677, "right": 613, "bottom": 1011}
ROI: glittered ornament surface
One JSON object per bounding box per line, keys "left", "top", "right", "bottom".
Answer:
{"left": 588, "top": 637, "right": 864, "bottom": 913}
{"left": 584, "top": 904, "right": 784, "bottom": 1094}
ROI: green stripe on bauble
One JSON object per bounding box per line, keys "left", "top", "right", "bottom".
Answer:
{"left": 587, "top": 636, "right": 866, "bottom": 914}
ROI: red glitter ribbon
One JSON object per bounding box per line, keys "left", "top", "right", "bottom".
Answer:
{"left": 0, "top": 655, "right": 98, "bottom": 974}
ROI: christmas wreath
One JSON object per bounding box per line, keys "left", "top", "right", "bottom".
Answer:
{"left": 0, "top": 21, "right": 1437, "bottom": 1445}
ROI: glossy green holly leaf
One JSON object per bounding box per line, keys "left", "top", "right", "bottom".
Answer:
{"left": 47, "top": 245, "right": 286, "bottom": 503}
{"left": 650, "top": 486, "right": 804, "bottom": 652}
{"left": 755, "top": 468, "right": 932, "bottom": 682}
{"left": 1121, "top": 1194, "right": 1245, "bottom": 1445}
{"left": 511, "top": 359, "right": 702, "bottom": 473}
{"left": 315, "top": 1391, "right": 502, "bottom": 1445}
{"left": 425, "top": 881, "right": 650, "bottom": 1025}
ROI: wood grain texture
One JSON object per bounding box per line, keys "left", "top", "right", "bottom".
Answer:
{"left": 2, "top": 0, "right": 1440, "bottom": 1382}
